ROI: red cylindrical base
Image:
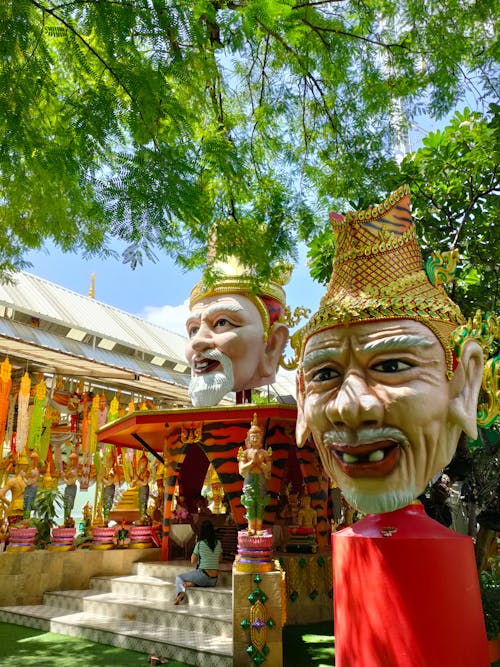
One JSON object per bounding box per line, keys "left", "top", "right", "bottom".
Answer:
{"left": 332, "top": 504, "right": 489, "bottom": 667}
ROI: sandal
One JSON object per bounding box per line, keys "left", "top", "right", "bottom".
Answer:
{"left": 175, "top": 592, "right": 185, "bottom": 605}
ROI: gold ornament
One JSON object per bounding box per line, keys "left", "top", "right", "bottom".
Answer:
{"left": 293, "top": 185, "right": 468, "bottom": 379}
{"left": 189, "top": 257, "right": 289, "bottom": 335}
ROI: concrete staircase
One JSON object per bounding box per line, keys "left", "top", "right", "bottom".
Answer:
{"left": 0, "top": 560, "right": 233, "bottom": 666}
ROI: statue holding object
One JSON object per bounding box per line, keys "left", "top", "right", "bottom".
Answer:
{"left": 62, "top": 451, "right": 79, "bottom": 526}
{"left": 0, "top": 455, "right": 28, "bottom": 524}
{"left": 135, "top": 454, "right": 151, "bottom": 523}
{"left": 102, "top": 458, "right": 116, "bottom": 526}
{"left": 23, "top": 451, "right": 40, "bottom": 519}
{"left": 237, "top": 414, "right": 272, "bottom": 535}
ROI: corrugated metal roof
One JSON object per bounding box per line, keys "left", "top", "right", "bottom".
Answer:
{"left": 0, "top": 318, "right": 191, "bottom": 401}
{"left": 0, "top": 318, "right": 188, "bottom": 384}
{"left": 0, "top": 272, "right": 187, "bottom": 362}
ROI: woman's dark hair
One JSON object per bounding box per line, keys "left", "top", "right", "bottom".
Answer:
{"left": 199, "top": 520, "right": 217, "bottom": 551}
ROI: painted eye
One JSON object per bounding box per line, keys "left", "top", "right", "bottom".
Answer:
{"left": 214, "top": 318, "right": 231, "bottom": 328}
{"left": 372, "top": 359, "right": 413, "bottom": 373}
{"left": 188, "top": 325, "right": 199, "bottom": 338}
{"left": 311, "top": 367, "right": 340, "bottom": 382}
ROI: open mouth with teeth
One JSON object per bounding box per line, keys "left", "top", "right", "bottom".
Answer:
{"left": 192, "top": 358, "right": 221, "bottom": 375}
{"left": 329, "top": 441, "right": 401, "bottom": 478}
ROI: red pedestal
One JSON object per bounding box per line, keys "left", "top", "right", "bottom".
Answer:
{"left": 332, "top": 504, "right": 489, "bottom": 667}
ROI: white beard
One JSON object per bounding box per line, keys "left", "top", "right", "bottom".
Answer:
{"left": 342, "top": 484, "right": 417, "bottom": 515}
{"left": 188, "top": 350, "right": 235, "bottom": 407}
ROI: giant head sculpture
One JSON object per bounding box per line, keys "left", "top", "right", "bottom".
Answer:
{"left": 294, "top": 185, "right": 488, "bottom": 514}
{"left": 186, "top": 260, "right": 289, "bottom": 407}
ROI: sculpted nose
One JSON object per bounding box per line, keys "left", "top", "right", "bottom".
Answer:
{"left": 326, "top": 373, "right": 383, "bottom": 430}
{"left": 188, "top": 323, "right": 214, "bottom": 354}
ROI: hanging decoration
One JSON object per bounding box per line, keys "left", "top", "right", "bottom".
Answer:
{"left": 0, "top": 358, "right": 12, "bottom": 446}
{"left": 27, "top": 379, "right": 47, "bottom": 454}
{"left": 5, "top": 390, "right": 16, "bottom": 456}
{"left": 39, "top": 406, "right": 52, "bottom": 462}
{"left": 15, "top": 372, "right": 31, "bottom": 455}
{"left": 80, "top": 393, "right": 89, "bottom": 452}
{"left": 80, "top": 450, "right": 92, "bottom": 491}
{"left": 87, "top": 394, "right": 100, "bottom": 454}
{"left": 97, "top": 394, "right": 108, "bottom": 428}
{"left": 122, "top": 448, "right": 133, "bottom": 484}
{"left": 107, "top": 396, "right": 119, "bottom": 423}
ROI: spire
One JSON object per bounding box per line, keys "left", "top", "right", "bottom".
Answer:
{"left": 88, "top": 273, "right": 96, "bottom": 299}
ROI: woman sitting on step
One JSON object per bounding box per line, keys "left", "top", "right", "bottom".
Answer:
{"left": 175, "top": 520, "right": 222, "bottom": 605}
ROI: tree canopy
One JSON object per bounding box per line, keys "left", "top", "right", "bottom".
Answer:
{"left": 0, "top": 0, "right": 498, "bottom": 285}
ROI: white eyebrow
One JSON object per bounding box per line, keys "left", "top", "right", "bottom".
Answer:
{"left": 186, "top": 302, "right": 245, "bottom": 325}
{"left": 302, "top": 348, "right": 342, "bottom": 370}
{"left": 204, "top": 303, "right": 244, "bottom": 316}
{"left": 302, "top": 334, "right": 433, "bottom": 370}
{"left": 360, "top": 335, "right": 434, "bottom": 353}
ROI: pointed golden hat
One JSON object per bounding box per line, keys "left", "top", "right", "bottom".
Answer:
{"left": 189, "top": 257, "right": 288, "bottom": 333}
{"left": 294, "top": 185, "right": 465, "bottom": 375}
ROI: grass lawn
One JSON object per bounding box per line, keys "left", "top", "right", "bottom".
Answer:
{"left": 0, "top": 622, "right": 497, "bottom": 667}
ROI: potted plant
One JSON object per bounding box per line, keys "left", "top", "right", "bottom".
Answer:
{"left": 30, "top": 485, "right": 64, "bottom": 548}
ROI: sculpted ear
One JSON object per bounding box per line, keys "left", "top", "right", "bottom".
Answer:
{"left": 295, "top": 371, "right": 311, "bottom": 447}
{"left": 262, "top": 323, "right": 289, "bottom": 375}
{"left": 448, "top": 340, "right": 484, "bottom": 440}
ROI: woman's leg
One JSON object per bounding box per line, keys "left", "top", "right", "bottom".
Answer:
{"left": 175, "top": 569, "right": 210, "bottom": 596}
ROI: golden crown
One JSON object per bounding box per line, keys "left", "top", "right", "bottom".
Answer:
{"left": 293, "top": 185, "right": 466, "bottom": 377}
{"left": 189, "top": 258, "right": 289, "bottom": 333}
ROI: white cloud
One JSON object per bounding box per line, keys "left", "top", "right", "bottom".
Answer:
{"left": 141, "top": 299, "right": 190, "bottom": 337}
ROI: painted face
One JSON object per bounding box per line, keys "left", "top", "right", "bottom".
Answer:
{"left": 186, "top": 294, "right": 269, "bottom": 406}
{"left": 298, "top": 320, "right": 467, "bottom": 514}
{"left": 246, "top": 427, "right": 263, "bottom": 448}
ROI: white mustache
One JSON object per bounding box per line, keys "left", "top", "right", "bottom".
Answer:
{"left": 324, "top": 426, "right": 409, "bottom": 448}
{"left": 191, "top": 347, "right": 227, "bottom": 367}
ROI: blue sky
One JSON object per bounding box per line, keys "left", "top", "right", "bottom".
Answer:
{"left": 25, "top": 242, "right": 325, "bottom": 337}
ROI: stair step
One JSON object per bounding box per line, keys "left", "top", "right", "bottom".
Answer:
{"left": 0, "top": 605, "right": 232, "bottom": 667}
{"left": 133, "top": 560, "right": 233, "bottom": 587}
{"left": 43, "top": 590, "right": 232, "bottom": 636}
{"left": 0, "top": 559, "right": 235, "bottom": 665}
{"left": 90, "top": 574, "right": 232, "bottom": 607}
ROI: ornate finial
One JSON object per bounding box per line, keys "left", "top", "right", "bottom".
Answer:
{"left": 88, "top": 273, "right": 96, "bottom": 298}
{"left": 425, "top": 250, "right": 460, "bottom": 286}
{"left": 451, "top": 310, "right": 498, "bottom": 361}
{"left": 477, "top": 356, "right": 499, "bottom": 428}
{"left": 279, "top": 307, "right": 311, "bottom": 370}
{"left": 451, "top": 311, "right": 499, "bottom": 427}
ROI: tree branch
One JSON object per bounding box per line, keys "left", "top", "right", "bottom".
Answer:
{"left": 254, "top": 17, "right": 340, "bottom": 138}
{"left": 300, "top": 16, "right": 420, "bottom": 54}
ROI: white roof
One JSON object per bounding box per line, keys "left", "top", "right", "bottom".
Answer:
{"left": 0, "top": 272, "right": 187, "bottom": 363}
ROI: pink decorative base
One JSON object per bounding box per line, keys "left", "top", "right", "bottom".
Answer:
{"left": 91, "top": 526, "right": 116, "bottom": 550}
{"left": 48, "top": 527, "right": 76, "bottom": 551}
{"left": 235, "top": 529, "right": 274, "bottom": 572}
{"left": 128, "top": 525, "right": 153, "bottom": 548}
{"left": 7, "top": 527, "right": 37, "bottom": 551}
